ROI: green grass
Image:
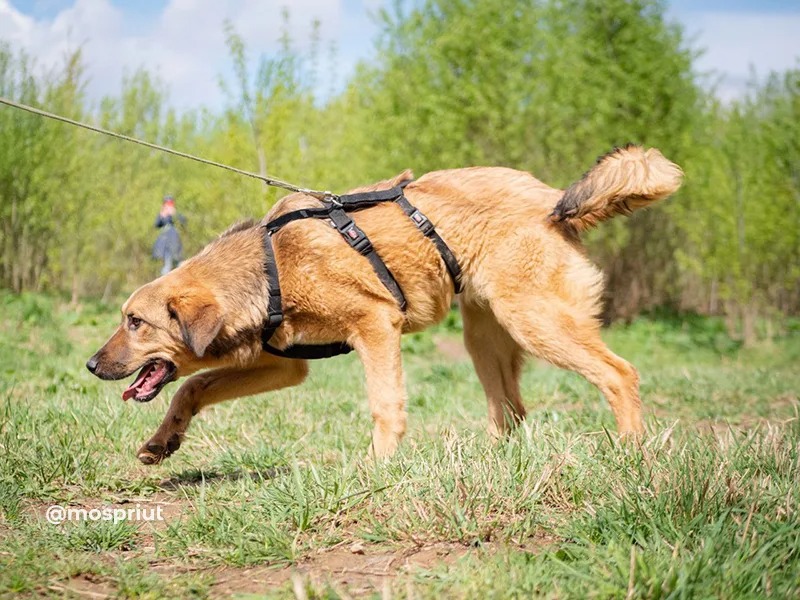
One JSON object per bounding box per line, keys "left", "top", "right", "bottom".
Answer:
{"left": 1, "top": 290, "right": 799, "bottom": 598}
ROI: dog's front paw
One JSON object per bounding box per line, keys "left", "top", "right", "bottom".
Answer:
{"left": 137, "top": 433, "right": 181, "bottom": 465}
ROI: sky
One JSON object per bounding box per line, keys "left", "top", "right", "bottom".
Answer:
{"left": 1, "top": 0, "right": 799, "bottom": 111}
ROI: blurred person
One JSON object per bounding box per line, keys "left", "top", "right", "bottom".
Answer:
{"left": 152, "top": 195, "right": 186, "bottom": 276}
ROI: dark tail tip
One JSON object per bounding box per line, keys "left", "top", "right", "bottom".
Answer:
{"left": 550, "top": 185, "right": 588, "bottom": 223}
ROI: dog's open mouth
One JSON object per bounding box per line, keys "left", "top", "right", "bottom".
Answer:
{"left": 122, "top": 359, "right": 176, "bottom": 402}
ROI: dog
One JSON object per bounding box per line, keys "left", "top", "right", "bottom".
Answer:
{"left": 87, "top": 145, "right": 682, "bottom": 464}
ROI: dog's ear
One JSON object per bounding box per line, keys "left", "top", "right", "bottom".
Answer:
{"left": 389, "top": 169, "right": 414, "bottom": 187}
{"left": 168, "top": 290, "right": 223, "bottom": 358}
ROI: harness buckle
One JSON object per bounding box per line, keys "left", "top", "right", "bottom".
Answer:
{"left": 350, "top": 231, "right": 373, "bottom": 255}
{"left": 329, "top": 210, "right": 373, "bottom": 255}
{"left": 338, "top": 222, "right": 372, "bottom": 255}
{"left": 409, "top": 209, "right": 434, "bottom": 235}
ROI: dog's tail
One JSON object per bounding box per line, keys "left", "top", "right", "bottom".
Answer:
{"left": 548, "top": 144, "right": 683, "bottom": 232}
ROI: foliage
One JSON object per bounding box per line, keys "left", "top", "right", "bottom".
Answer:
{"left": 352, "top": 0, "right": 702, "bottom": 323}
{"left": 0, "top": 1, "right": 799, "bottom": 341}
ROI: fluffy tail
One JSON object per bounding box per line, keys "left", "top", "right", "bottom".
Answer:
{"left": 549, "top": 144, "right": 683, "bottom": 231}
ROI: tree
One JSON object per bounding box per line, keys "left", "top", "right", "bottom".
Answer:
{"left": 344, "top": 0, "right": 701, "bottom": 319}
{"left": 0, "top": 6, "right": 798, "bottom": 334}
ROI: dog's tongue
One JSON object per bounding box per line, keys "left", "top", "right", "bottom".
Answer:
{"left": 122, "top": 363, "right": 155, "bottom": 401}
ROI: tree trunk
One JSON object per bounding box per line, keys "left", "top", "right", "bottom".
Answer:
{"left": 742, "top": 304, "right": 757, "bottom": 347}
{"left": 101, "top": 279, "right": 113, "bottom": 304}
{"left": 71, "top": 273, "right": 80, "bottom": 307}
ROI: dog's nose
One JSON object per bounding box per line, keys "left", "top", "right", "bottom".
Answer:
{"left": 86, "top": 355, "right": 99, "bottom": 374}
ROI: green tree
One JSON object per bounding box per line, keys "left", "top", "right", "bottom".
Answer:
{"left": 1, "top": 5, "right": 798, "bottom": 334}
{"left": 345, "top": 0, "right": 701, "bottom": 319}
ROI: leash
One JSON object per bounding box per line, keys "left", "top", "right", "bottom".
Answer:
{"left": 0, "top": 96, "right": 337, "bottom": 202}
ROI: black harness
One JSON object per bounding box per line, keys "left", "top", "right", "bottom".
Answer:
{"left": 260, "top": 183, "right": 462, "bottom": 360}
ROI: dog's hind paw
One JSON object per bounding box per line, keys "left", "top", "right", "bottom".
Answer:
{"left": 137, "top": 433, "right": 181, "bottom": 465}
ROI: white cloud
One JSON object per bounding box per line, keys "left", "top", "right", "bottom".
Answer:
{"left": 3, "top": 1, "right": 799, "bottom": 110}
{"left": 0, "top": 0, "right": 34, "bottom": 42}
{"left": 0, "top": 0, "right": 355, "bottom": 109}
{"left": 2, "top": 0, "right": 124, "bottom": 89}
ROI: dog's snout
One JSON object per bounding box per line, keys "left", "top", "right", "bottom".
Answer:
{"left": 86, "top": 355, "right": 99, "bottom": 374}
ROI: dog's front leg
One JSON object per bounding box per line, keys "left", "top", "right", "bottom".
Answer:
{"left": 137, "top": 355, "right": 308, "bottom": 464}
{"left": 353, "top": 311, "right": 407, "bottom": 459}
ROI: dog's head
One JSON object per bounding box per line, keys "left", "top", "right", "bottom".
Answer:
{"left": 86, "top": 273, "right": 223, "bottom": 402}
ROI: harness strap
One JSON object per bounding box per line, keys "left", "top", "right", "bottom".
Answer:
{"left": 260, "top": 230, "right": 354, "bottom": 358}
{"left": 394, "top": 195, "right": 463, "bottom": 294}
{"left": 335, "top": 186, "right": 405, "bottom": 208}
{"left": 260, "top": 183, "right": 463, "bottom": 360}
{"left": 264, "top": 340, "right": 353, "bottom": 359}
{"left": 337, "top": 183, "right": 462, "bottom": 293}
{"left": 264, "top": 202, "right": 409, "bottom": 312}
{"left": 327, "top": 208, "right": 407, "bottom": 311}
{"left": 265, "top": 206, "right": 333, "bottom": 235}
{"left": 260, "top": 232, "right": 284, "bottom": 347}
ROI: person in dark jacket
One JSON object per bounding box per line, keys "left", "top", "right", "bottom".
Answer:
{"left": 152, "top": 195, "right": 186, "bottom": 276}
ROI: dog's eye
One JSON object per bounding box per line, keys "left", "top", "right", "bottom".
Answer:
{"left": 128, "top": 315, "right": 143, "bottom": 330}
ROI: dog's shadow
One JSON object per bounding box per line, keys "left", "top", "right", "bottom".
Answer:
{"left": 158, "top": 466, "right": 288, "bottom": 491}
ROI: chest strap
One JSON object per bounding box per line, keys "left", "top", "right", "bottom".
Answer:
{"left": 261, "top": 184, "right": 462, "bottom": 359}
{"left": 328, "top": 207, "right": 407, "bottom": 310}
{"left": 394, "top": 194, "right": 463, "bottom": 294}
{"left": 260, "top": 227, "right": 357, "bottom": 359}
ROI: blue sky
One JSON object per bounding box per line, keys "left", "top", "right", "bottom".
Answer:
{"left": 2, "top": 0, "right": 799, "bottom": 110}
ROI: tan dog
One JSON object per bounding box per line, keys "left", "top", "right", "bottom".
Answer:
{"left": 87, "top": 145, "right": 682, "bottom": 464}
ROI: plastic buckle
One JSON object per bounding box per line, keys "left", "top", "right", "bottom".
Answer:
{"left": 330, "top": 210, "right": 373, "bottom": 255}
{"left": 410, "top": 209, "right": 434, "bottom": 234}
{"left": 345, "top": 225, "right": 373, "bottom": 255}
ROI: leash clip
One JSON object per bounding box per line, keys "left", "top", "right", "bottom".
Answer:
{"left": 324, "top": 192, "right": 342, "bottom": 207}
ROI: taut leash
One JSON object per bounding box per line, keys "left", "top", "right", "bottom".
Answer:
{"left": 0, "top": 96, "right": 337, "bottom": 202}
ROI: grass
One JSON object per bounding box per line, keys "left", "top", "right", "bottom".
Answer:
{"left": 1, "top": 290, "right": 799, "bottom": 598}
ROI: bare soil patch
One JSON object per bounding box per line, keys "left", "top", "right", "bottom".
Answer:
{"left": 48, "top": 573, "right": 116, "bottom": 599}
{"left": 36, "top": 538, "right": 554, "bottom": 599}
{"left": 210, "top": 534, "right": 557, "bottom": 598}
{"left": 211, "top": 542, "right": 477, "bottom": 597}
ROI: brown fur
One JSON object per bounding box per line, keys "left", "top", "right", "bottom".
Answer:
{"left": 87, "top": 145, "right": 682, "bottom": 464}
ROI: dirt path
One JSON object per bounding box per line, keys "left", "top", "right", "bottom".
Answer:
{"left": 208, "top": 542, "right": 474, "bottom": 597}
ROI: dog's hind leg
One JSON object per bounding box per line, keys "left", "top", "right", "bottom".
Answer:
{"left": 461, "top": 300, "right": 527, "bottom": 438}
{"left": 137, "top": 355, "right": 308, "bottom": 465}
{"left": 490, "top": 293, "right": 643, "bottom": 435}
{"left": 351, "top": 309, "right": 407, "bottom": 459}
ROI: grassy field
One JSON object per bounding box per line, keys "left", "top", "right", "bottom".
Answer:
{"left": 1, "top": 290, "right": 799, "bottom": 598}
